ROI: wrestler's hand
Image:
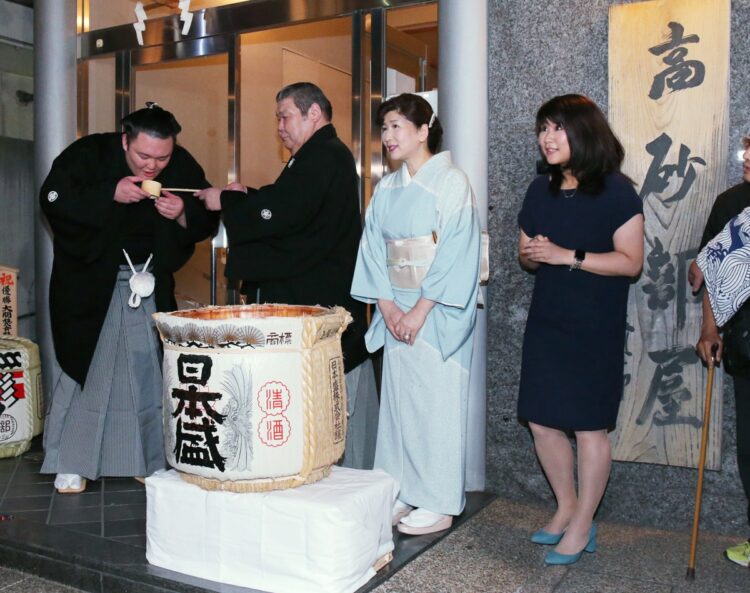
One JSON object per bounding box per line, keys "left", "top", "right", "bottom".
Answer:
{"left": 155, "top": 191, "right": 187, "bottom": 228}
{"left": 520, "top": 235, "right": 572, "bottom": 266}
{"left": 114, "top": 176, "right": 149, "bottom": 204}
{"left": 688, "top": 260, "right": 704, "bottom": 293}
{"left": 195, "top": 187, "right": 223, "bottom": 211}
{"left": 378, "top": 299, "right": 404, "bottom": 341}
{"left": 223, "top": 182, "right": 247, "bottom": 193}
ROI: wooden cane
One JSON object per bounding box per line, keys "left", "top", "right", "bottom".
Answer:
{"left": 686, "top": 342, "right": 719, "bottom": 580}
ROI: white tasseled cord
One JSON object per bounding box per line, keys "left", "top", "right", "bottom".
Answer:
{"left": 123, "top": 249, "right": 155, "bottom": 308}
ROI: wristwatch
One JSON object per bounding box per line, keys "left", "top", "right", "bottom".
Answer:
{"left": 570, "top": 249, "right": 586, "bottom": 271}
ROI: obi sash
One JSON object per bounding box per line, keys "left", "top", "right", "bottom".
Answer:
{"left": 386, "top": 235, "right": 437, "bottom": 289}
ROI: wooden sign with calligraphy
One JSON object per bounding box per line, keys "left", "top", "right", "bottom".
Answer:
{"left": 608, "top": 0, "right": 730, "bottom": 469}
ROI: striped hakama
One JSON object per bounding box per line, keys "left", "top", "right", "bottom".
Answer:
{"left": 41, "top": 267, "right": 166, "bottom": 479}
{"left": 341, "top": 357, "right": 379, "bottom": 470}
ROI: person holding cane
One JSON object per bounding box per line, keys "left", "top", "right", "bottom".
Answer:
{"left": 690, "top": 134, "right": 750, "bottom": 568}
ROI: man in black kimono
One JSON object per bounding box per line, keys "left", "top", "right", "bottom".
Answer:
{"left": 197, "top": 82, "right": 377, "bottom": 469}
{"left": 40, "top": 104, "right": 218, "bottom": 493}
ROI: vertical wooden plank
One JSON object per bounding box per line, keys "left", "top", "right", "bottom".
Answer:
{"left": 609, "top": 0, "right": 730, "bottom": 469}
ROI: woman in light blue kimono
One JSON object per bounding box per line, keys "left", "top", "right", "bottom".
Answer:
{"left": 351, "top": 93, "right": 481, "bottom": 535}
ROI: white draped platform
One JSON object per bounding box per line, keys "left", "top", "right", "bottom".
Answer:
{"left": 146, "top": 466, "right": 397, "bottom": 593}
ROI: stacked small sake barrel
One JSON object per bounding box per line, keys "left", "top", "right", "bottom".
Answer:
{"left": 0, "top": 337, "right": 43, "bottom": 458}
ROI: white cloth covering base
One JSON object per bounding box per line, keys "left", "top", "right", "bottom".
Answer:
{"left": 146, "top": 466, "right": 397, "bottom": 593}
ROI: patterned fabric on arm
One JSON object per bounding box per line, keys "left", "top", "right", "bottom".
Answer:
{"left": 697, "top": 205, "right": 750, "bottom": 327}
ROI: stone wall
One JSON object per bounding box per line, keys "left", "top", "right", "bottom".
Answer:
{"left": 486, "top": 0, "right": 750, "bottom": 534}
{"left": 0, "top": 0, "right": 34, "bottom": 339}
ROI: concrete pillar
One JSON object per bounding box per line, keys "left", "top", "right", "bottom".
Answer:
{"left": 439, "top": 0, "right": 488, "bottom": 491}
{"left": 34, "top": 0, "right": 77, "bottom": 397}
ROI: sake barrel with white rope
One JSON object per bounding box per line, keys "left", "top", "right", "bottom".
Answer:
{"left": 0, "top": 337, "right": 44, "bottom": 458}
{"left": 153, "top": 304, "right": 351, "bottom": 492}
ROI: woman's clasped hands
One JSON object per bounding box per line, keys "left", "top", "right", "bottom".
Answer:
{"left": 521, "top": 234, "right": 571, "bottom": 266}
{"left": 378, "top": 299, "right": 426, "bottom": 346}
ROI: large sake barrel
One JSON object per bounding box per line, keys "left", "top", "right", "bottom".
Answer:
{"left": 153, "top": 304, "right": 351, "bottom": 492}
{"left": 0, "top": 337, "right": 44, "bottom": 458}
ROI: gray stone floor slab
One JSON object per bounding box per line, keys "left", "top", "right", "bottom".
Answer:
{"left": 0, "top": 566, "right": 25, "bottom": 591}
{"left": 552, "top": 571, "right": 672, "bottom": 593}
{"left": 372, "top": 497, "right": 749, "bottom": 593}
{"left": 0, "top": 573, "right": 82, "bottom": 593}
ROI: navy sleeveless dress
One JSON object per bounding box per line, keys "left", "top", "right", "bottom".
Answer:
{"left": 517, "top": 173, "right": 643, "bottom": 431}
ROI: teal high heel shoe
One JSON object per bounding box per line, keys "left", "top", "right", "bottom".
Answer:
{"left": 544, "top": 523, "right": 597, "bottom": 565}
{"left": 530, "top": 529, "right": 564, "bottom": 545}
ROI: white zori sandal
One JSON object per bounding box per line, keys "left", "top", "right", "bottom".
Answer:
{"left": 54, "top": 473, "right": 87, "bottom": 494}
{"left": 392, "top": 500, "right": 414, "bottom": 526}
{"left": 397, "top": 508, "right": 452, "bottom": 535}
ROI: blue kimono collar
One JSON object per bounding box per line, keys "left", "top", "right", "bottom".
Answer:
{"left": 399, "top": 151, "right": 453, "bottom": 184}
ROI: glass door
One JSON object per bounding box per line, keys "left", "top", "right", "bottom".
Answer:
{"left": 381, "top": 5, "right": 438, "bottom": 175}
{"left": 237, "top": 18, "right": 352, "bottom": 189}
{"left": 132, "top": 53, "right": 230, "bottom": 308}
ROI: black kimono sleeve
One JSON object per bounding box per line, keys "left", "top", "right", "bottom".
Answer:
{"left": 40, "top": 135, "right": 121, "bottom": 262}
{"left": 220, "top": 150, "right": 334, "bottom": 244}
{"left": 222, "top": 155, "right": 361, "bottom": 281}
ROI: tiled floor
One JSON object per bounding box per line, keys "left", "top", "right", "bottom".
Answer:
{"left": 0, "top": 439, "right": 148, "bottom": 548}
{"left": 0, "top": 437, "right": 494, "bottom": 593}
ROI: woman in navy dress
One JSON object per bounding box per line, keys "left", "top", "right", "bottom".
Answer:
{"left": 517, "top": 95, "right": 644, "bottom": 565}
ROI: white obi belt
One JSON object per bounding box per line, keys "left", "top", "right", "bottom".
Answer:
{"left": 386, "top": 235, "right": 437, "bottom": 289}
